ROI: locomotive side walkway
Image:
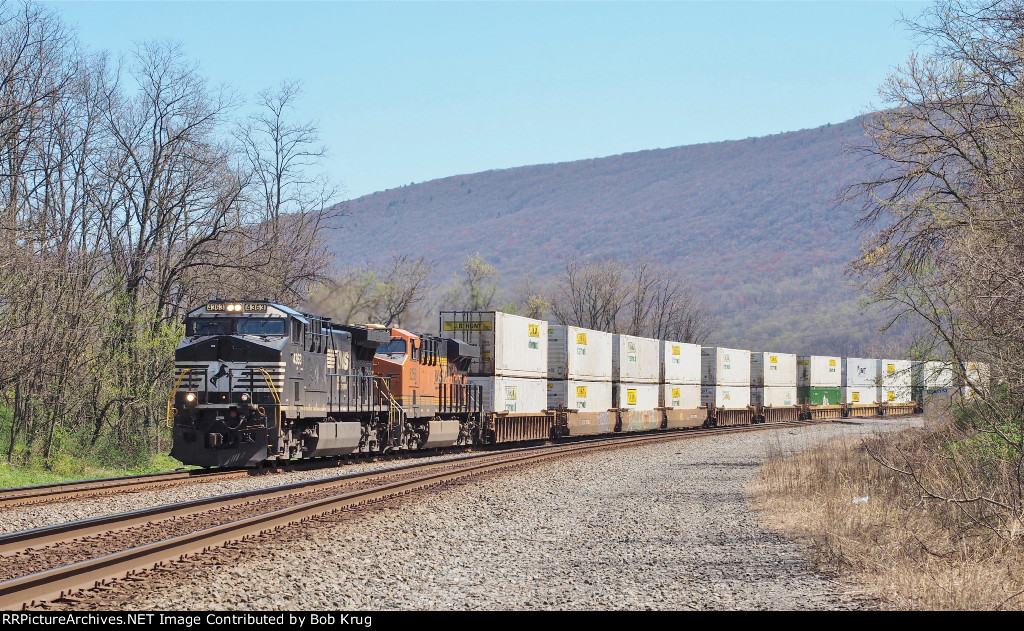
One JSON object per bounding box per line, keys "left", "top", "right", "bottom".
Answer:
{"left": 60, "top": 418, "right": 919, "bottom": 610}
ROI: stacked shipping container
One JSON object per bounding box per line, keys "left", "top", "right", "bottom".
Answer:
{"left": 439, "top": 311, "right": 548, "bottom": 413}
{"left": 914, "top": 361, "right": 954, "bottom": 398}
{"left": 878, "top": 359, "right": 912, "bottom": 403}
{"left": 750, "top": 352, "right": 797, "bottom": 407}
{"left": 797, "top": 355, "right": 842, "bottom": 405}
{"left": 659, "top": 341, "right": 701, "bottom": 410}
{"left": 701, "top": 347, "right": 751, "bottom": 408}
{"left": 546, "top": 325, "right": 613, "bottom": 411}
{"left": 841, "top": 357, "right": 878, "bottom": 405}
{"left": 962, "top": 362, "right": 990, "bottom": 400}
{"left": 612, "top": 334, "right": 660, "bottom": 410}
{"left": 438, "top": 312, "right": 935, "bottom": 417}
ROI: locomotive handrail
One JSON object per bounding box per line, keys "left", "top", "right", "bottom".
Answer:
{"left": 378, "top": 377, "right": 406, "bottom": 446}
{"left": 253, "top": 367, "right": 282, "bottom": 431}
{"left": 165, "top": 368, "right": 192, "bottom": 428}
{"left": 379, "top": 376, "right": 404, "bottom": 413}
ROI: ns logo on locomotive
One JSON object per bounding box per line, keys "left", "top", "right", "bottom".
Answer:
{"left": 170, "top": 301, "right": 483, "bottom": 468}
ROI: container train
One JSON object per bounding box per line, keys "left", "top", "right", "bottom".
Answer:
{"left": 168, "top": 301, "right": 938, "bottom": 468}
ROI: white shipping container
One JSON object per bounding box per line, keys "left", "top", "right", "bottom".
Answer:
{"left": 963, "top": 361, "right": 991, "bottom": 387}
{"left": 842, "top": 387, "right": 878, "bottom": 405}
{"left": 915, "top": 361, "right": 954, "bottom": 391}
{"left": 750, "top": 352, "right": 797, "bottom": 387}
{"left": 440, "top": 311, "right": 547, "bottom": 378}
{"left": 878, "top": 386, "right": 913, "bottom": 404}
{"left": 879, "top": 359, "right": 912, "bottom": 390}
{"left": 962, "top": 387, "right": 980, "bottom": 400}
{"left": 546, "top": 326, "right": 613, "bottom": 381}
{"left": 612, "top": 335, "right": 660, "bottom": 383}
{"left": 962, "top": 361, "right": 991, "bottom": 399}
{"left": 660, "top": 341, "right": 702, "bottom": 385}
{"left": 842, "top": 357, "right": 878, "bottom": 388}
{"left": 701, "top": 347, "right": 751, "bottom": 386}
{"left": 612, "top": 382, "right": 660, "bottom": 410}
{"left": 660, "top": 383, "right": 701, "bottom": 409}
{"left": 468, "top": 376, "right": 548, "bottom": 414}
{"left": 701, "top": 385, "right": 751, "bottom": 409}
{"left": 797, "top": 355, "right": 841, "bottom": 387}
{"left": 546, "top": 379, "right": 613, "bottom": 412}
{"left": 751, "top": 386, "right": 797, "bottom": 407}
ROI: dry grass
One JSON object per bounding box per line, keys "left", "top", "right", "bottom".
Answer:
{"left": 752, "top": 408, "right": 1024, "bottom": 610}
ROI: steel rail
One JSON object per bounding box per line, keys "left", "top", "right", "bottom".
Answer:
{"left": 0, "top": 419, "right": 841, "bottom": 610}
{"left": 0, "top": 469, "right": 251, "bottom": 508}
{"left": 0, "top": 419, "right": 824, "bottom": 554}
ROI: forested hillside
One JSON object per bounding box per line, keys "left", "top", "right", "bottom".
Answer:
{"left": 327, "top": 116, "right": 908, "bottom": 355}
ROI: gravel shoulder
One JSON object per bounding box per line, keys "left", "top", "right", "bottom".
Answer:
{"left": 54, "top": 417, "right": 921, "bottom": 611}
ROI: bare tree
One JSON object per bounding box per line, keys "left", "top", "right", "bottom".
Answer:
{"left": 365, "top": 255, "right": 435, "bottom": 327}
{"left": 233, "top": 80, "right": 341, "bottom": 303}
{"left": 306, "top": 267, "right": 379, "bottom": 325}
{"left": 507, "top": 274, "right": 551, "bottom": 320}
{"left": 0, "top": 7, "right": 356, "bottom": 468}
{"left": 308, "top": 255, "right": 435, "bottom": 327}
{"left": 442, "top": 252, "right": 498, "bottom": 311}
{"left": 549, "top": 257, "right": 628, "bottom": 332}
{"left": 849, "top": 0, "right": 1024, "bottom": 532}
{"left": 549, "top": 254, "right": 713, "bottom": 342}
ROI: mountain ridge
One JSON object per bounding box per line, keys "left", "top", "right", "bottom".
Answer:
{"left": 326, "top": 115, "right": 904, "bottom": 356}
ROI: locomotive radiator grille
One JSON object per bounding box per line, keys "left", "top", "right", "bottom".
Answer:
{"left": 174, "top": 362, "right": 285, "bottom": 393}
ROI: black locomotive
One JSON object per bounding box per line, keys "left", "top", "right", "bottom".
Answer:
{"left": 170, "top": 300, "right": 481, "bottom": 468}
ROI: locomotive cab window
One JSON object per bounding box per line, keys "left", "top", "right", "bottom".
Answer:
{"left": 291, "top": 320, "right": 303, "bottom": 345}
{"left": 187, "top": 318, "right": 231, "bottom": 336}
{"left": 376, "top": 339, "right": 407, "bottom": 355}
{"left": 236, "top": 318, "right": 286, "bottom": 336}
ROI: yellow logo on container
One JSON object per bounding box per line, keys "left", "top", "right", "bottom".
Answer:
{"left": 887, "top": 391, "right": 895, "bottom": 401}
{"left": 627, "top": 389, "right": 637, "bottom": 406}
{"left": 528, "top": 324, "right": 540, "bottom": 338}
{"left": 852, "top": 392, "right": 860, "bottom": 402}
{"left": 770, "top": 355, "right": 778, "bottom": 363}
{"left": 576, "top": 332, "right": 587, "bottom": 345}
{"left": 506, "top": 386, "right": 518, "bottom": 400}
{"left": 829, "top": 359, "right": 837, "bottom": 366}
{"left": 672, "top": 345, "right": 680, "bottom": 355}
{"left": 576, "top": 386, "right": 587, "bottom": 397}
{"left": 671, "top": 388, "right": 680, "bottom": 398}
{"left": 887, "top": 364, "right": 895, "bottom": 373}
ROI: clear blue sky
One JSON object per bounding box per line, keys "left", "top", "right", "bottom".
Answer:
{"left": 49, "top": 1, "right": 925, "bottom": 199}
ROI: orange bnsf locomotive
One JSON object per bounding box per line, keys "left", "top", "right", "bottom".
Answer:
{"left": 169, "top": 301, "right": 482, "bottom": 468}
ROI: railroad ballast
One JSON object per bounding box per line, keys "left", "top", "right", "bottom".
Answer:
{"left": 168, "top": 304, "right": 980, "bottom": 468}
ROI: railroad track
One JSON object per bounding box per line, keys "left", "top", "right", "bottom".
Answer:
{"left": 0, "top": 448, "right": 472, "bottom": 508}
{"left": 0, "top": 469, "right": 254, "bottom": 509}
{"left": 0, "top": 418, "right": 877, "bottom": 610}
{"left": 0, "top": 409, "right": 922, "bottom": 509}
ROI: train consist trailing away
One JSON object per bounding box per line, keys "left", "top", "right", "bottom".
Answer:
{"left": 169, "top": 302, "right": 980, "bottom": 468}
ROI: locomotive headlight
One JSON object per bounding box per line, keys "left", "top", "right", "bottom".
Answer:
{"left": 185, "top": 392, "right": 197, "bottom": 403}
{"left": 241, "top": 393, "right": 249, "bottom": 402}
